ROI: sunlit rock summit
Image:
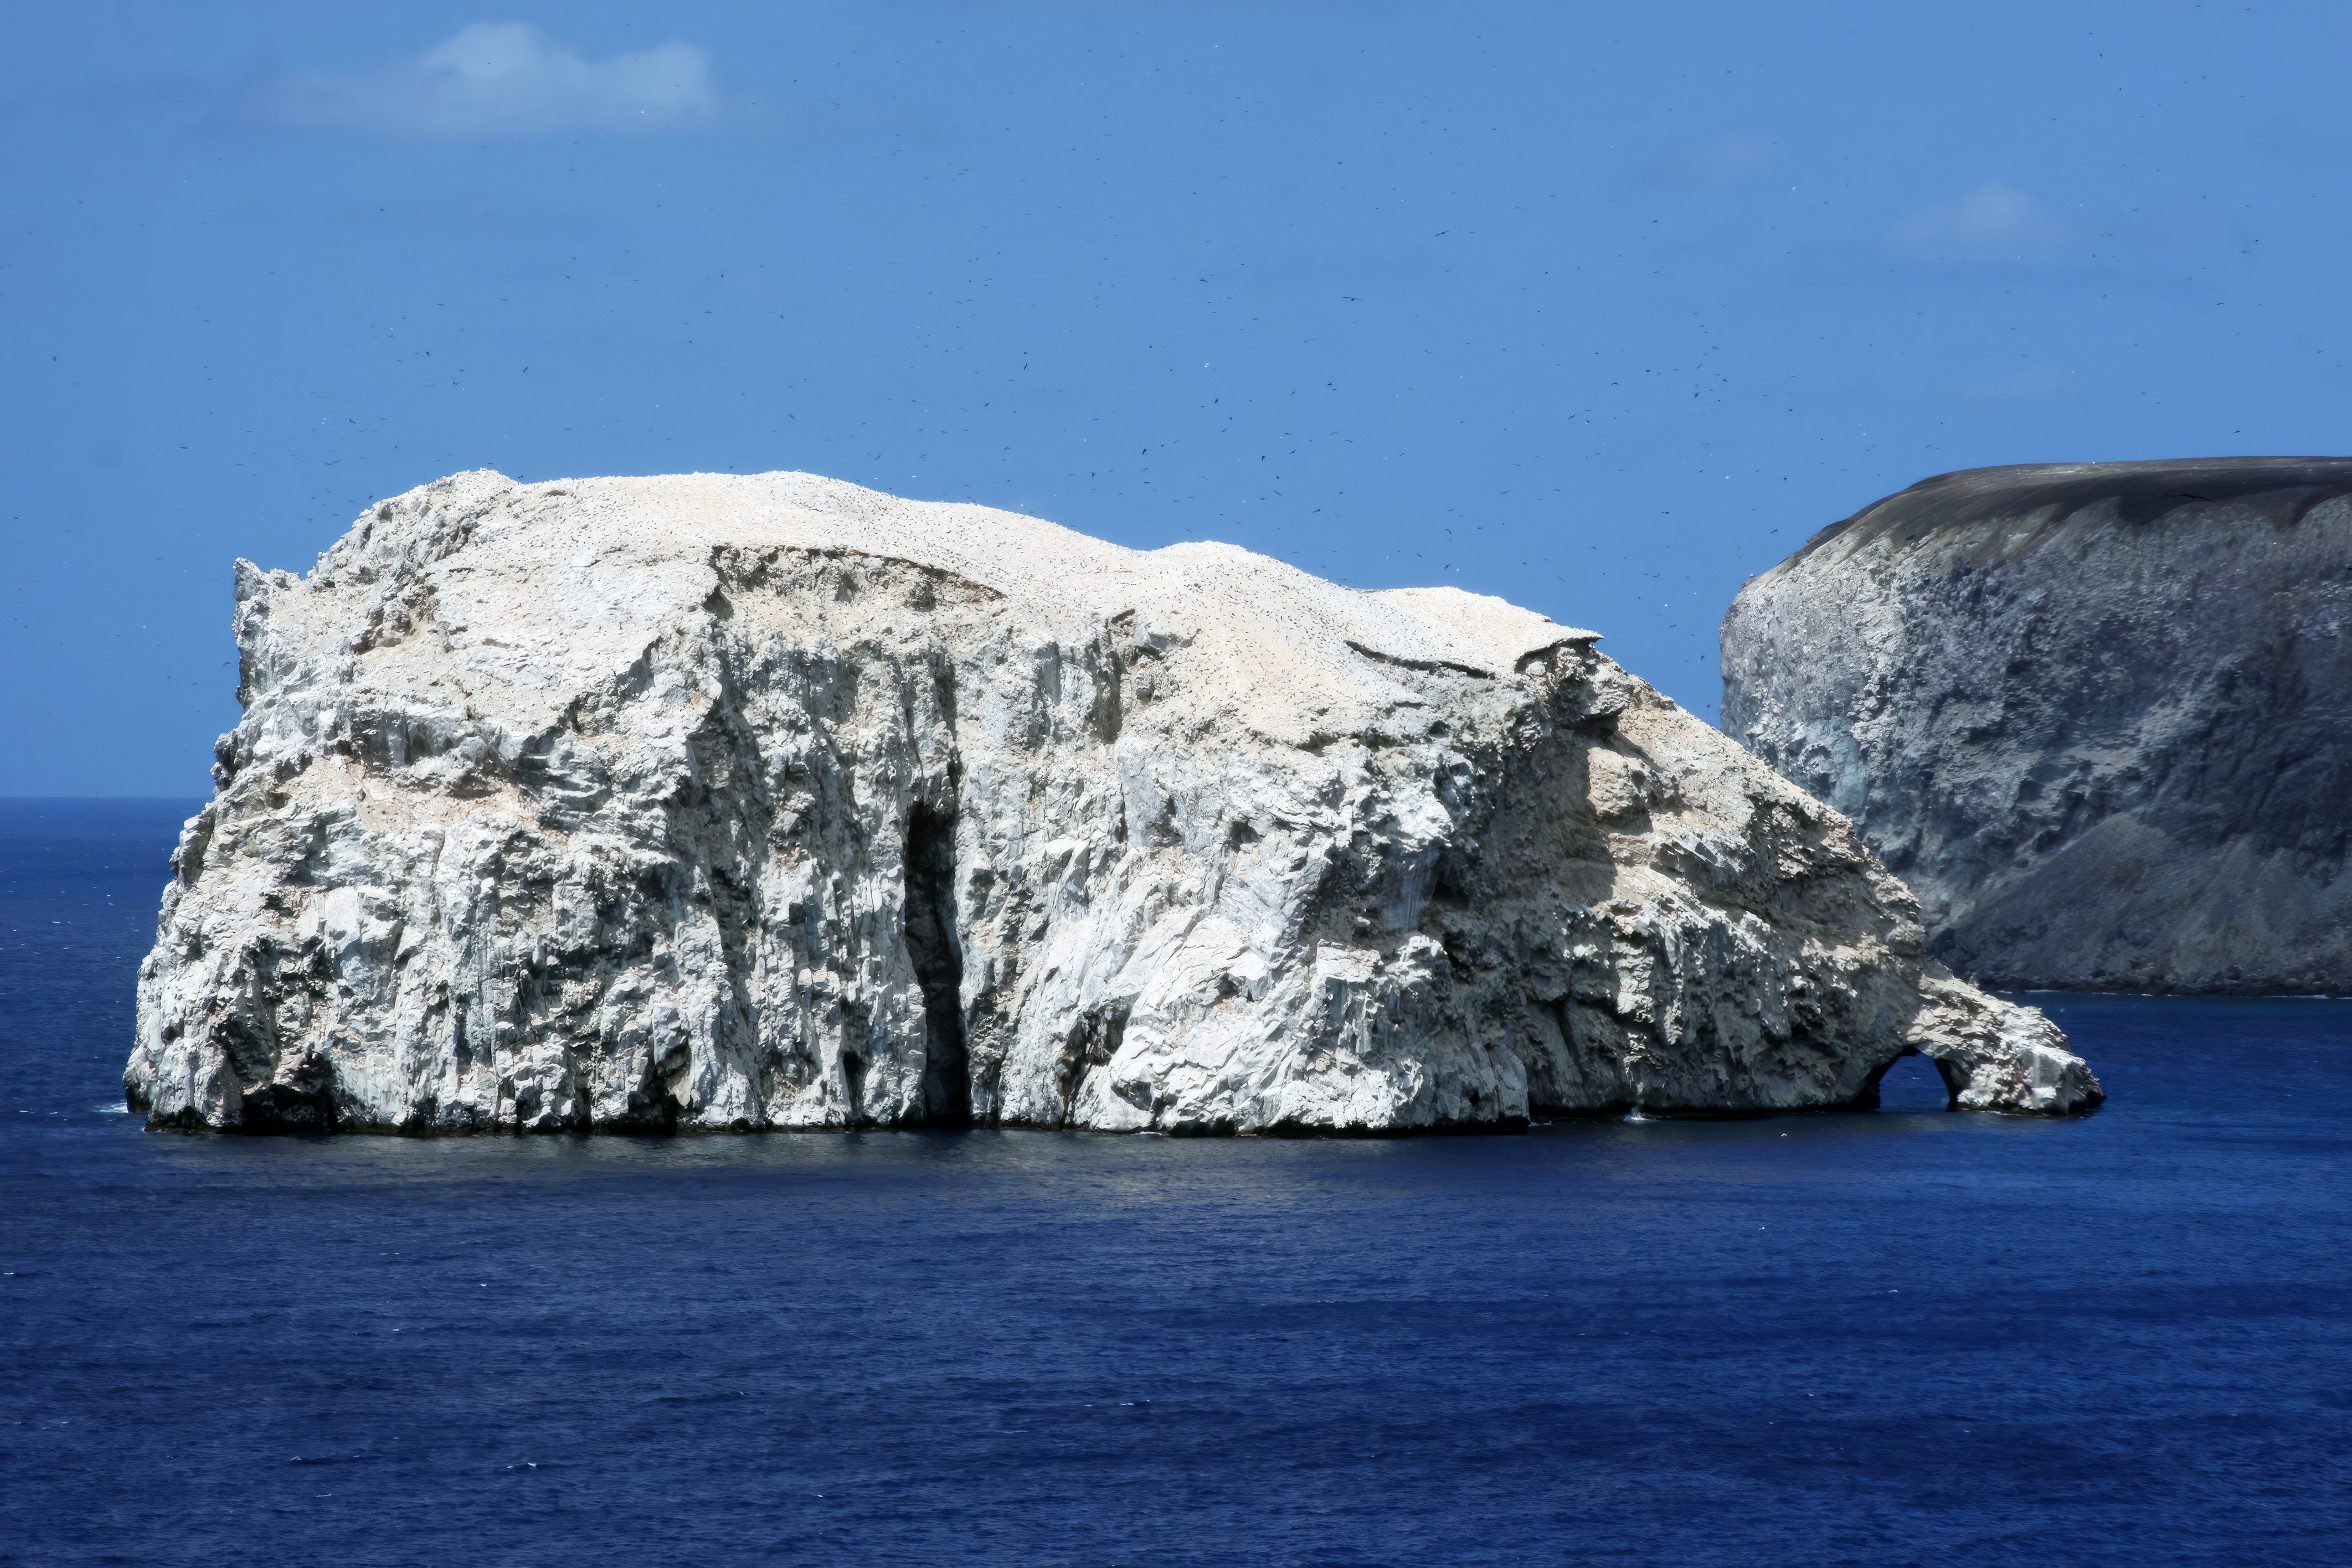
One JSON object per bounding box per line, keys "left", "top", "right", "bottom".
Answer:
{"left": 127, "top": 470, "right": 2098, "bottom": 1132}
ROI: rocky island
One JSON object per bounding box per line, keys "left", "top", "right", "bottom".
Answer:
{"left": 127, "top": 470, "right": 2098, "bottom": 1132}
{"left": 1723, "top": 457, "right": 2352, "bottom": 993}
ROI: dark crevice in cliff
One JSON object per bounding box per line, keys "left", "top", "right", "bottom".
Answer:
{"left": 904, "top": 803, "right": 971, "bottom": 1126}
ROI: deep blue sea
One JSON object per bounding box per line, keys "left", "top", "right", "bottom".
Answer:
{"left": 3, "top": 799, "right": 2348, "bottom": 1567}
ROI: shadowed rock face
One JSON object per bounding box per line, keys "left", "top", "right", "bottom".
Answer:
{"left": 125, "top": 470, "right": 2097, "bottom": 1134}
{"left": 1723, "top": 457, "right": 2352, "bottom": 994}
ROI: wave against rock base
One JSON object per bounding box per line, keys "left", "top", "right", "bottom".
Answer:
{"left": 127, "top": 471, "right": 2099, "bottom": 1133}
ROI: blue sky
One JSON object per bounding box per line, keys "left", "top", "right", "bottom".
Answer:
{"left": 6, "top": 1, "right": 2347, "bottom": 795}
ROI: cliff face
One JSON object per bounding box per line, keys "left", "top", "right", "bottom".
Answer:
{"left": 1723, "top": 457, "right": 2352, "bottom": 994}
{"left": 127, "top": 470, "right": 2096, "bottom": 1133}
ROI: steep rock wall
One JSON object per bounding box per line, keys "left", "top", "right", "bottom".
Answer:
{"left": 127, "top": 470, "right": 2097, "bottom": 1131}
{"left": 1723, "top": 457, "right": 2352, "bottom": 993}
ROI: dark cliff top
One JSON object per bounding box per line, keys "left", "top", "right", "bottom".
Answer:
{"left": 1795, "top": 457, "right": 2352, "bottom": 559}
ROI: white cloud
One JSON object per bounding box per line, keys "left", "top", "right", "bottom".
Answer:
{"left": 1893, "top": 181, "right": 2072, "bottom": 260}
{"left": 256, "top": 23, "right": 723, "bottom": 138}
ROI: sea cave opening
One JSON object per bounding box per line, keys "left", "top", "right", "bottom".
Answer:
{"left": 903, "top": 802, "right": 971, "bottom": 1127}
{"left": 1872, "top": 1051, "right": 1957, "bottom": 1112}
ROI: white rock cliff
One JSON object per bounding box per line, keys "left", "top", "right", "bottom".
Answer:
{"left": 126, "top": 470, "right": 2101, "bottom": 1132}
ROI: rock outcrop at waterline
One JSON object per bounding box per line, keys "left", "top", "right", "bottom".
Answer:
{"left": 1722, "top": 457, "right": 2352, "bottom": 993}
{"left": 127, "top": 470, "right": 2099, "bottom": 1132}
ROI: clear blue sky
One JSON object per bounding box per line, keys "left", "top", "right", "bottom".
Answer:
{"left": 6, "top": 2, "right": 2346, "bottom": 795}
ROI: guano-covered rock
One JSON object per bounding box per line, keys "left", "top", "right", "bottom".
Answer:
{"left": 128, "top": 470, "right": 2098, "bottom": 1132}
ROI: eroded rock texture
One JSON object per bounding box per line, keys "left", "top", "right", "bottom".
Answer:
{"left": 1723, "top": 457, "right": 2352, "bottom": 993}
{"left": 127, "top": 470, "right": 2097, "bottom": 1132}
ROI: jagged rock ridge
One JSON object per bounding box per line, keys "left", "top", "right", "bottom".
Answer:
{"left": 1723, "top": 456, "right": 2352, "bottom": 993}
{"left": 127, "top": 470, "right": 2099, "bottom": 1132}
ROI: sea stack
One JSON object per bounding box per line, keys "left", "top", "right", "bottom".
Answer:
{"left": 127, "top": 470, "right": 2097, "bottom": 1132}
{"left": 1723, "top": 457, "right": 2352, "bottom": 993}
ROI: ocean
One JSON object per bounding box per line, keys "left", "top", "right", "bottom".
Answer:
{"left": 3, "top": 798, "right": 2346, "bottom": 1567}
